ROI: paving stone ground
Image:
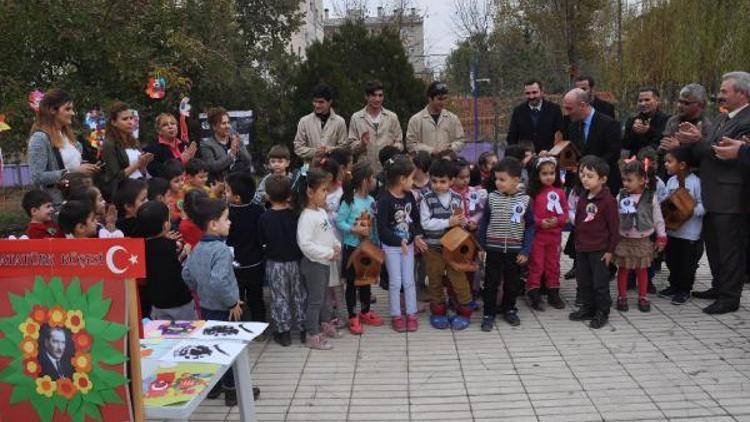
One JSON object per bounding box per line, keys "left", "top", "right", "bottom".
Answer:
{"left": 153, "top": 238, "right": 750, "bottom": 422}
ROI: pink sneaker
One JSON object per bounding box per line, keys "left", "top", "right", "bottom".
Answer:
{"left": 321, "top": 322, "right": 343, "bottom": 338}
{"left": 305, "top": 333, "right": 333, "bottom": 350}
{"left": 360, "top": 311, "right": 384, "bottom": 326}
{"left": 392, "top": 316, "right": 406, "bottom": 332}
{"left": 406, "top": 314, "right": 418, "bottom": 332}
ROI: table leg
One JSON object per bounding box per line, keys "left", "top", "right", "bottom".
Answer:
{"left": 233, "top": 346, "right": 256, "bottom": 422}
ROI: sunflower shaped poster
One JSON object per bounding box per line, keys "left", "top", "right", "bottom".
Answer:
{"left": 0, "top": 238, "right": 146, "bottom": 422}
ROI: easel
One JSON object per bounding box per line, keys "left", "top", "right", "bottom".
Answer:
{"left": 126, "top": 278, "right": 145, "bottom": 422}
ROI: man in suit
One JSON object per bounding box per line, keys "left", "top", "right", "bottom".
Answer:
{"left": 39, "top": 326, "right": 74, "bottom": 380}
{"left": 507, "top": 79, "right": 565, "bottom": 153}
{"left": 674, "top": 71, "right": 750, "bottom": 314}
{"left": 623, "top": 87, "right": 670, "bottom": 156}
{"left": 575, "top": 75, "right": 616, "bottom": 119}
{"left": 562, "top": 88, "right": 622, "bottom": 193}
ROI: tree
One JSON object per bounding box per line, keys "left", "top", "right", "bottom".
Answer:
{"left": 290, "top": 20, "right": 426, "bottom": 142}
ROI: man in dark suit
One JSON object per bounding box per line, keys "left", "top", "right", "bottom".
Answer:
{"left": 575, "top": 75, "right": 616, "bottom": 119}
{"left": 676, "top": 71, "right": 750, "bottom": 314}
{"left": 563, "top": 88, "right": 622, "bottom": 193}
{"left": 507, "top": 79, "right": 565, "bottom": 153}
{"left": 39, "top": 326, "right": 74, "bottom": 380}
{"left": 623, "top": 87, "right": 670, "bottom": 156}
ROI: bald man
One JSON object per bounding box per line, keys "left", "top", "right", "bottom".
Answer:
{"left": 562, "top": 88, "right": 622, "bottom": 193}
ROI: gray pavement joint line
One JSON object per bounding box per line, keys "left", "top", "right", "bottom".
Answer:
{"left": 496, "top": 321, "right": 541, "bottom": 421}
{"left": 406, "top": 328, "right": 413, "bottom": 422}
{"left": 450, "top": 323, "right": 477, "bottom": 420}
{"left": 345, "top": 331, "right": 362, "bottom": 421}
{"left": 585, "top": 320, "right": 670, "bottom": 420}
{"left": 614, "top": 304, "right": 735, "bottom": 418}
{"left": 688, "top": 292, "right": 750, "bottom": 343}
{"left": 283, "top": 343, "right": 312, "bottom": 422}
{"left": 527, "top": 307, "right": 606, "bottom": 421}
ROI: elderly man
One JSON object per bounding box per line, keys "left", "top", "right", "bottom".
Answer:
{"left": 623, "top": 87, "right": 669, "bottom": 156}
{"left": 348, "top": 80, "right": 403, "bottom": 172}
{"left": 507, "top": 79, "right": 565, "bottom": 153}
{"left": 562, "top": 88, "right": 622, "bottom": 193}
{"left": 575, "top": 75, "right": 616, "bottom": 119}
{"left": 40, "top": 327, "right": 73, "bottom": 380}
{"left": 406, "top": 81, "right": 465, "bottom": 155}
{"left": 293, "top": 83, "right": 348, "bottom": 162}
{"left": 674, "top": 72, "right": 750, "bottom": 314}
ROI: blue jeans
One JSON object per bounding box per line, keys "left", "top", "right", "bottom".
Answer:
{"left": 383, "top": 244, "right": 416, "bottom": 317}
{"left": 200, "top": 308, "right": 234, "bottom": 390}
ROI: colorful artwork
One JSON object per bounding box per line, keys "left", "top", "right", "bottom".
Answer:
{"left": 146, "top": 76, "right": 167, "bottom": 99}
{"left": 0, "top": 238, "right": 144, "bottom": 422}
{"left": 139, "top": 339, "right": 176, "bottom": 360}
{"left": 28, "top": 90, "right": 44, "bottom": 112}
{"left": 163, "top": 340, "right": 245, "bottom": 366}
{"left": 0, "top": 113, "right": 11, "bottom": 132}
{"left": 83, "top": 109, "right": 106, "bottom": 151}
{"left": 190, "top": 320, "right": 268, "bottom": 343}
{"left": 144, "top": 320, "right": 205, "bottom": 339}
{"left": 143, "top": 363, "right": 218, "bottom": 407}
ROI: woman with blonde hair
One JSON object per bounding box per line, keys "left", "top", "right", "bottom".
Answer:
{"left": 27, "top": 88, "right": 100, "bottom": 206}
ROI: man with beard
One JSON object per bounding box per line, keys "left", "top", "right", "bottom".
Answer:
{"left": 507, "top": 79, "right": 565, "bottom": 153}
{"left": 623, "top": 87, "right": 669, "bottom": 157}
{"left": 575, "top": 75, "right": 616, "bottom": 119}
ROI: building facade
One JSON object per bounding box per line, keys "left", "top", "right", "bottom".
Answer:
{"left": 289, "top": 0, "right": 325, "bottom": 60}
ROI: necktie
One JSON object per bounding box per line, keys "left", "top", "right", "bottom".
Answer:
{"left": 56, "top": 359, "right": 62, "bottom": 377}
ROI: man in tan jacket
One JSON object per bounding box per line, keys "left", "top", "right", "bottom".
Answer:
{"left": 293, "top": 83, "right": 348, "bottom": 161}
{"left": 406, "top": 81, "right": 465, "bottom": 155}
{"left": 348, "top": 80, "right": 403, "bottom": 172}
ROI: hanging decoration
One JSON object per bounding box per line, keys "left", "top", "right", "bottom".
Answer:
{"left": 146, "top": 75, "right": 167, "bottom": 100}
{"left": 179, "top": 97, "right": 191, "bottom": 144}
{"left": 28, "top": 90, "right": 44, "bottom": 112}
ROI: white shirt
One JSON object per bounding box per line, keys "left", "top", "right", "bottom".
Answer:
{"left": 58, "top": 137, "right": 81, "bottom": 171}
{"left": 728, "top": 103, "right": 749, "bottom": 119}
{"left": 125, "top": 148, "right": 144, "bottom": 179}
{"left": 297, "top": 207, "right": 341, "bottom": 285}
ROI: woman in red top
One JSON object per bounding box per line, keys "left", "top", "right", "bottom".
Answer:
{"left": 144, "top": 113, "right": 197, "bottom": 179}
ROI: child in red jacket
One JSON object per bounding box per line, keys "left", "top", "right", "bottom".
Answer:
{"left": 526, "top": 157, "right": 568, "bottom": 310}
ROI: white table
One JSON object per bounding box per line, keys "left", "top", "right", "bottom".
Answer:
{"left": 142, "top": 343, "right": 256, "bottom": 422}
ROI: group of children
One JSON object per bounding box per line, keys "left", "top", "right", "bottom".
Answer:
{"left": 19, "top": 136, "right": 706, "bottom": 394}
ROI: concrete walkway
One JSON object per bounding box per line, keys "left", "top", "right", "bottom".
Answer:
{"left": 162, "top": 247, "right": 750, "bottom": 422}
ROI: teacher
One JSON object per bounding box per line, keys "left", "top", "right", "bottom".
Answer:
{"left": 101, "top": 102, "right": 153, "bottom": 200}
{"left": 200, "top": 107, "right": 251, "bottom": 183}
{"left": 28, "top": 89, "right": 100, "bottom": 206}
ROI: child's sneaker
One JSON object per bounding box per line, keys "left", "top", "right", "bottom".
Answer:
{"left": 360, "top": 311, "right": 384, "bottom": 326}
{"left": 392, "top": 316, "right": 407, "bottom": 332}
{"left": 481, "top": 315, "right": 495, "bottom": 332}
{"left": 616, "top": 297, "right": 629, "bottom": 312}
{"left": 589, "top": 311, "right": 608, "bottom": 329}
{"left": 348, "top": 316, "right": 363, "bottom": 335}
{"left": 330, "top": 318, "right": 346, "bottom": 329}
{"left": 569, "top": 307, "right": 595, "bottom": 321}
{"left": 406, "top": 314, "right": 418, "bottom": 332}
{"left": 671, "top": 291, "right": 690, "bottom": 305}
{"left": 321, "top": 322, "right": 344, "bottom": 338}
{"left": 527, "top": 288, "right": 544, "bottom": 311}
{"left": 449, "top": 315, "right": 470, "bottom": 331}
{"left": 658, "top": 286, "right": 677, "bottom": 298}
{"left": 305, "top": 333, "right": 333, "bottom": 350}
{"left": 503, "top": 309, "right": 520, "bottom": 326}
{"left": 638, "top": 297, "right": 651, "bottom": 312}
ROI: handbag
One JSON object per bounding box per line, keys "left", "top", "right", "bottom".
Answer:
{"left": 660, "top": 176, "right": 695, "bottom": 231}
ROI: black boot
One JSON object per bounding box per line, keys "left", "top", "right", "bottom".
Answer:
{"left": 527, "top": 288, "right": 544, "bottom": 311}
{"left": 569, "top": 306, "right": 595, "bottom": 321}
{"left": 547, "top": 288, "right": 565, "bottom": 309}
{"left": 589, "top": 311, "right": 608, "bottom": 329}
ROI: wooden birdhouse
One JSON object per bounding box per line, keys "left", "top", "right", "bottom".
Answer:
{"left": 347, "top": 239, "right": 385, "bottom": 286}
{"left": 548, "top": 131, "right": 581, "bottom": 170}
{"left": 440, "top": 226, "right": 482, "bottom": 272}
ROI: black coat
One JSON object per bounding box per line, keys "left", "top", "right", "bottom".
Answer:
{"left": 592, "top": 97, "right": 616, "bottom": 119}
{"left": 623, "top": 110, "right": 669, "bottom": 156}
{"left": 568, "top": 111, "right": 623, "bottom": 193}
{"left": 692, "top": 106, "right": 750, "bottom": 213}
{"left": 39, "top": 350, "right": 74, "bottom": 380}
{"left": 507, "top": 99, "right": 565, "bottom": 153}
{"left": 143, "top": 141, "right": 183, "bottom": 179}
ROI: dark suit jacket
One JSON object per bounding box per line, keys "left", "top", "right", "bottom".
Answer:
{"left": 39, "top": 351, "right": 74, "bottom": 381}
{"left": 623, "top": 110, "right": 669, "bottom": 155}
{"left": 507, "top": 99, "right": 565, "bottom": 152}
{"left": 568, "top": 111, "right": 623, "bottom": 193}
{"left": 740, "top": 144, "right": 750, "bottom": 167}
{"left": 143, "top": 141, "right": 182, "bottom": 179}
{"left": 691, "top": 106, "right": 750, "bottom": 213}
{"left": 593, "top": 97, "right": 615, "bottom": 119}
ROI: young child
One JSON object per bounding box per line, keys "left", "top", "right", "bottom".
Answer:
{"left": 661, "top": 146, "right": 704, "bottom": 305}
{"left": 335, "top": 161, "right": 384, "bottom": 335}
{"left": 225, "top": 172, "right": 266, "bottom": 323}
{"left": 22, "top": 190, "right": 63, "bottom": 239}
{"left": 184, "top": 158, "right": 222, "bottom": 198}
{"left": 181, "top": 196, "right": 248, "bottom": 406}
{"left": 58, "top": 200, "right": 98, "bottom": 238}
{"left": 114, "top": 178, "right": 148, "bottom": 236}
{"left": 420, "top": 159, "right": 473, "bottom": 330}
{"left": 614, "top": 158, "right": 667, "bottom": 313}
{"left": 137, "top": 200, "right": 196, "bottom": 320}
{"left": 179, "top": 189, "right": 207, "bottom": 249}
{"left": 296, "top": 168, "right": 343, "bottom": 350}
{"left": 412, "top": 150, "right": 432, "bottom": 202}
{"left": 526, "top": 157, "right": 568, "bottom": 310}
{"left": 372, "top": 144, "right": 402, "bottom": 199}
{"left": 65, "top": 185, "right": 120, "bottom": 238}
{"left": 258, "top": 175, "right": 306, "bottom": 347}
{"left": 451, "top": 158, "right": 488, "bottom": 297}
{"left": 160, "top": 158, "right": 185, "bottom": 226}
{"left": 568, "top": 156, "right": 619, "bottom": 329}
{"left": 503, "top": 143, "right": 535, "bottom": 192}
{"left": 253, "top": 144, "right": 292, "bottom": 206}
{"left": 474, "top": 151, "right": 498, "bottom": 187}
{"left": 377, "top": 155, "right": 428, "bottom": 332}
{"left": 148, "top": 177, "right": 170, "bottom": 202}
{"left": 478, "top": 157, "right": 535, "bottom": 331}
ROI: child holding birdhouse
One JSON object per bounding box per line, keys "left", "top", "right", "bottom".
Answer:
{"left": 335, "top": 161, "right": 385, "bottom": 335}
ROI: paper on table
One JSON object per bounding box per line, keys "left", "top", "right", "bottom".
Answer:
{"left": 162, "top": 340, "right": 246, "bottom": 365}
{"left": 144, "top": 320, "right": 205, "bottom": 339}
{"left": 140, "top": 338, "right": 178, "bottom": 360}
{"left": 190, "top": 320, "right": 269, "bottom": 342}
{"left": 143, "top": 362, "right": 219, "bottom": 407}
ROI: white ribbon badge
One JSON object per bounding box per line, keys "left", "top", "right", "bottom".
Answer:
{"left": 546, "top": 191, "right": 563, "bottom": 215}
{"left": 511, "top": 203, "right": 526, "bottom": 223}
{"left": 619, "top": 197, "right": 637, "bottom": 214}
{"left": 468, "top": 191, "right": 478, "bottom": 212}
